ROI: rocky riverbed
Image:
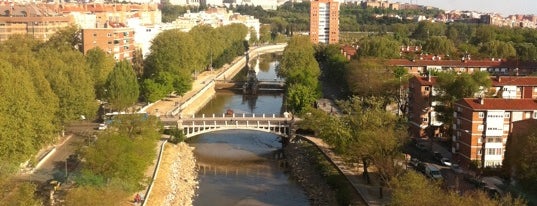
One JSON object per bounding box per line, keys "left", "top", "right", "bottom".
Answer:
{"left": 284, "top": 142, "right": 339, "bottom": 206}
{"left": 146, "top": 142, "right": 198, "bottom": 206}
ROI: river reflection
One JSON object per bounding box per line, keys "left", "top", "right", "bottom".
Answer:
{"left": 190, "top": 131, "right": 309, "bottom": 206}
{"left": 189, "top": 54, "right": 309, "bottom": 206}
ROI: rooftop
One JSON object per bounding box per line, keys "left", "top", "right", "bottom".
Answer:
{"left": 457, "top": 98, "right": 537, "bottom": 111}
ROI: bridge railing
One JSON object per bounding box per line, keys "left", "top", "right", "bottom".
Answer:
{"left": 187, "top": 113, "right": 289, "bottom": 119}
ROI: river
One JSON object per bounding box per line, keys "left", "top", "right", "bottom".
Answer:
{"left": 188, "top": 53, "right": 310, "bottom": 206}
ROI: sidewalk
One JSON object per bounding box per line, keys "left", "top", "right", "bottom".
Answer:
{"left": 302, "top": 136, "right": 390, "bottom": 206}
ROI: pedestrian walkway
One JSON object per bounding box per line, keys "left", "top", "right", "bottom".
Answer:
{"left": 301, "top": 135, "right": 390, "bottom": 206}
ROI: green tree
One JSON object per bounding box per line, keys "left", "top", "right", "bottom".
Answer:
{"left": 390, "top": 171, "right": 527, "bottom": 206}
{"left": 358, "top": 35, "right": 401, "bottom": 59}
{"left": 423, "top": 36, "right": 456, "bottom": 56}
{"left": 411, "top": 21, "right": 446, "bottom": 40}
{"left": 345, "top": 59, "right": 401, "bottom": 102}
{"left": 479, "top": 40, "right": 516, "bottom": 59}
{"left": 286, "top": 84, "right": 320, "bottom": 113}
{"left": 0, "top": 61, "right": 49, "bottom": 177}
{"left": 259, "top": 24, "right": 272, "bottom": 43}
{"left": 104, "top": 60, "right": 140, "bottom": 111}
{"left": 249, "top": 28, "right": 258, "bottom": 46}
{"left": 86, "top": 47, "right": 115, "bottom": 99}
{"left": 80, "top": 115, "right": 160, "bottom": 191}
{"left": 434, "top": 71, "right": 491, "bottom": 137}
{"left": 131, "top": 48, "right": 145, "bottom": 79}
{"left": 279, "top": 36, "right": 320, "bottom": 88}
{"left": 515, "top": 43, "right": 537, "bottom": 61}
{"left": 504, "top": 126, "right": 537, "bottom": 193}
{"left": 473, "top": 25, "right": 497, "bottom": 45}
{"left": 38, "top": 48, "right": 98, "bottom": 123}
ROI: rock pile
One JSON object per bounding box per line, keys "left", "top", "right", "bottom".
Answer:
{"left": 284, "top": 142, "right": 338, "bottom": 206}
{"left": 149, "top": 142, "right": 199, "bottom": 206}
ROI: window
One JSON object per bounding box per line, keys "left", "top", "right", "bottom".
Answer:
{"left": 534, "top": 111, "right": 537, "bottom": 119}
{"left": 93, "top": 33, "right": 97, "bottom": 37}
{"left": 107, "top": 33, "right": 112, "bottom": 37}
{"left": 486, "top": 148, "right": 502, "bottom": 155}
{"left": 478, "top": 112, "right": 484, "bottom": 118}
{"left": 526, "top": 112, "right": 531, "bottom": 119}
{"left": 504, "top": 112, "right": 510, "bottom": 118}
{"left": 422, "top": 117, "right": 428, "bottom": 123}
{"left": 478, "top": 137, "right": 482, "bottom": 144}
{"left": 424, "top": 86, "right": 430, "bottom": 91}
{"left": 504, "top": 124, "right": 509, "bottom": 131}
{"left": 478, "top": 125, "right": 484, "bottom": 131}
{"left": 477, "top": 149, "right": 482, "bottom": 155}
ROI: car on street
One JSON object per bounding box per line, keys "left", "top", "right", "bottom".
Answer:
{"left": 451, "top": 164, "right": 464, "bottom": 174}
{"left": 440, "top": 158, "right": 452, "bottom": 166}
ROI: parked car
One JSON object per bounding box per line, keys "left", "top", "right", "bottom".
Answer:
{"left": 425, "top": 164, "right": 443, "bottom": 180}
{"left": 409, "top": 158, "right": 420, "bottom": 168}
{"left": 483, "top": 186, "right": 501, "bottom": 198}
{"left": 451, "top": 164, "right": 463, "bottom": 174}
{"left": 440, "top": 158, "right": 452, "bottom": 166}
{"left": 415, "top": 143, "right": 427, "bottom": 151}
{"left": 98, "top": 123, "right": 107, "bottom": 130}
{"left": 433, "top": 152, "right": 443, "bottom": 162}
{"left": 464, "top": 175, "right": 486, "bottom": 188}
{"left": 416, "top": 162, "right": 427, "bottom": 174}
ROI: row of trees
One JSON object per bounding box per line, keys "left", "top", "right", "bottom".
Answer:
{"left": 141, "top": 24, "right": 249, "bottom": 102}
{"left": 278, "top": 36, "right": 321, "bottom": 113}
{"left": 357, "top": 22, "right": 537, "bottom": 61}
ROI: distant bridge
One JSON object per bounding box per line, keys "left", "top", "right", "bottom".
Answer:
{"left": 214, "top": 80, "right": 286, "bottom": 91}
{"left": 160, "top": 113, "right": 298, "bottom": 138}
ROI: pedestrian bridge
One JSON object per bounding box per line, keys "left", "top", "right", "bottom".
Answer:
{"left": 160, "top": 113, "right": 297, "bottom": 138}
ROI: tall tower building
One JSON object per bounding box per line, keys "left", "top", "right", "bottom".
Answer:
{"left": 310, "top": 0, "right": 339, "bottom": 44}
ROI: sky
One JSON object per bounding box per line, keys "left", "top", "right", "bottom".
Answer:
{"left": 415, "top": 0, "right": 537, "bottom": 16}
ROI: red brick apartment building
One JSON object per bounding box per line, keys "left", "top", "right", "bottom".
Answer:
{"left": 310, "top": 0, "right": 339, "bottom": 44}
{"left": 0, "top": 3, "right": 73, "bottom": 42}
{"left": 409, "top": 76, "right": 537, "bottom": 140}
{"left": 453, "top": 98, "right": 537, "bottom": 168}
{"left": 81, "top": 26, "right": 134, "bottom": 61}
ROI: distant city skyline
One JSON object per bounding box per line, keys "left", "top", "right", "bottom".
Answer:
{"left": 416, "top": 0, "right": 537, "bottom": 16}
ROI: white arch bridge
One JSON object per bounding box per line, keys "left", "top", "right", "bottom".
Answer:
{"left": 160, "top": 113, "right": 299, "bottom": 138}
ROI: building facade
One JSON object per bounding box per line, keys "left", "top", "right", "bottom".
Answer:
{"left": 81, "top": 27, "right": 135, "bottom": 61}
{"left": 453, "top": 98, "right": 537, "bottom": 168}
{"left": 0, "top": 4, "right": 73, "bottom": 42}
{"left": 409, "top": 76, "right": 537, "bottom": 141}
{"left": 310, "top": 0, "right": 339, "bottom": 44}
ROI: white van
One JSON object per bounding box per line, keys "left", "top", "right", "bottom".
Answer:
{"left": 425, "top": 164, "right": 443, "bottom": 180}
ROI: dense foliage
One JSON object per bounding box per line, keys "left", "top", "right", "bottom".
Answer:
{"left": 279, "top": 36, "right": 321, "bottom": 113}
{"left": 390, "top": 171, "right": 526, "bottom": 206}
{"left": 504, "top": 127, "right": 537, "bottom": 195}
{"left": 71, "top": 114, "right": 160, "bottom": 201}
{"left": 142, "top": 24, "right": 248, "bottom": 102}
{"left": 0, "top": 28, "right": 106, "bottom": 180}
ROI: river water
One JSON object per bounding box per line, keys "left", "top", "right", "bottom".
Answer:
{"left": 189, "top": 53, "right": 310, "bottom": 206}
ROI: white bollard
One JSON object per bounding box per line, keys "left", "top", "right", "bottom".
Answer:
{"left": 213, "top": 114, "right": 215, "bottom": 118}
{"left": 243, "top": 113, "right": 245, "bottom": 118}
{"left": 253, "top": 114, "right": 255, "bottom": 118}
{"left": 263, "top": 114, "right": 265, "bottom": 118}
{"left": 202, "top": 114, "right": 205, "bottom": 118}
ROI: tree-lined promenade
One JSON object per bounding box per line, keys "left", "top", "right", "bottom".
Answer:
{"left": 0, "top": 21, "right": 276, "bottom": 204}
